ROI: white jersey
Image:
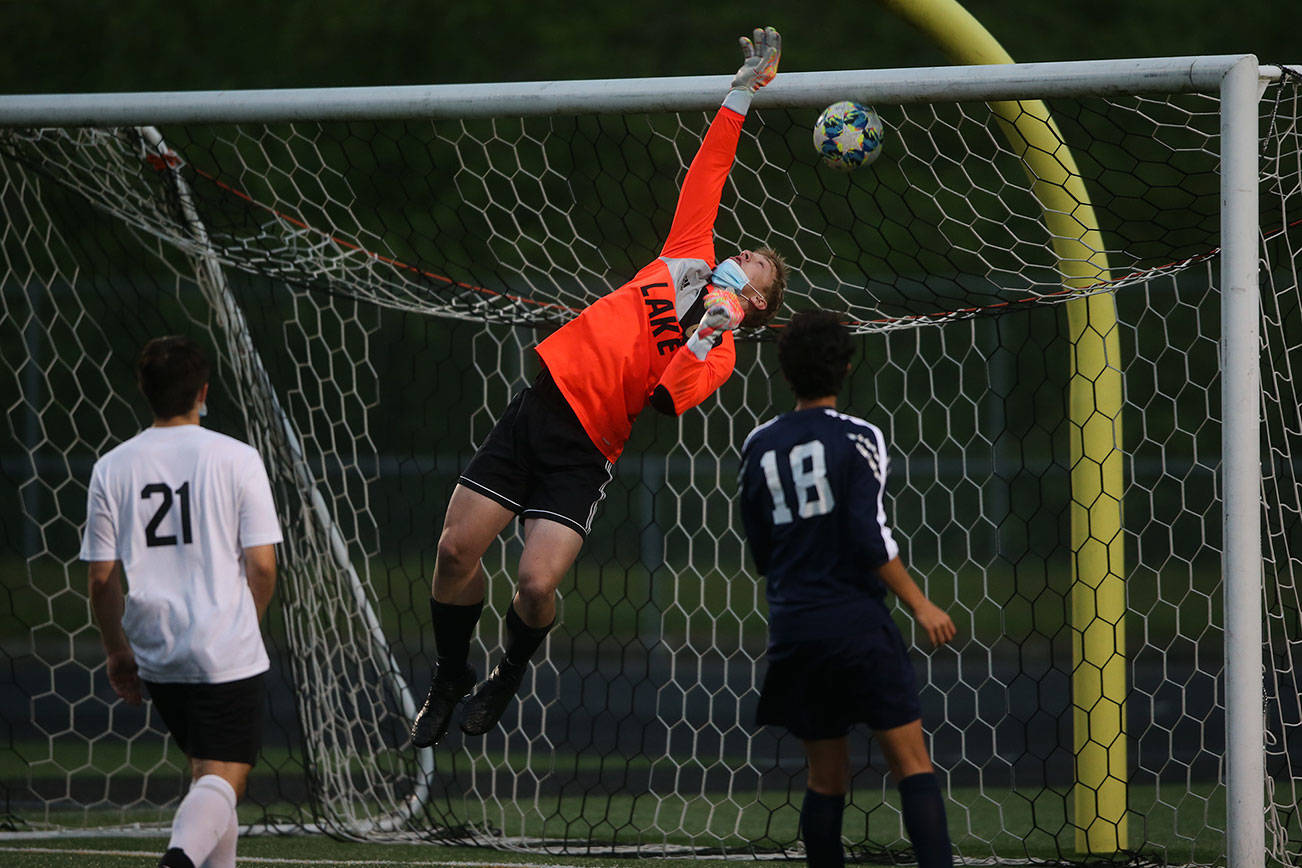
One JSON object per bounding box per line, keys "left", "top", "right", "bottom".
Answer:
{"left": 79, "top": 425, "right": 283, "bottom": 684}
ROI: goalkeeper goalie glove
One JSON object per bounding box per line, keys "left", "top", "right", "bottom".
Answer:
{"left": 724, "top": 26, "right": 781, "bottom": 115}
{"left": 686, "top": 303, "right": 737, "bottom": 361}
{"left": 702, "top": 286, "right": 745, "bottom": 330}
{"left": 732, "top": 27, "right": 781, "bottom": 92}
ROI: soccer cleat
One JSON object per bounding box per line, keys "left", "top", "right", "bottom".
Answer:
{"left": 158, "top": 848, "right": 195, "bottom": 868}
{"left": 410, "top": 664, "right": 476, "bottom": 748}
{"left": 459, "top": 657, "right": 528, "bottom": 736}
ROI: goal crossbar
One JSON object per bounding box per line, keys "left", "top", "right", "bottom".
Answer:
{"left": 0, "top": 55, "right": 1280, "bottom": 125}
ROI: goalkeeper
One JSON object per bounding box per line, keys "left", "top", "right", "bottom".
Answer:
{"left": 412, "top": 26, "right": 789, "bottom": 748}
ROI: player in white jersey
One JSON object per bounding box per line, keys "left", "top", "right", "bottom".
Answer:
{"left": 80, "top": 336, "right": 282, "bottom": 868}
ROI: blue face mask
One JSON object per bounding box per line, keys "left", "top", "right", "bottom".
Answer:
{"left": 710, "top": 258, "right": 750, "bottom": 293}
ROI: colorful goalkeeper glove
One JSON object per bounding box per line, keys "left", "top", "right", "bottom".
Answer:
{"left": 724, "top": 26, "right": 780, "bottom": 115}
{"left": 686, "top": 304, "right": 736, "bottom": 361}
{"left": 732, "top": 27, "right": 781, "bottom": 92}
{"left": 702, "top": 286, "right": 746, "bottom": 330}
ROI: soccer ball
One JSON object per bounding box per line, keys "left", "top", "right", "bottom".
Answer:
{"left": 813, "top": 101, "right": 885, "bottom": 172}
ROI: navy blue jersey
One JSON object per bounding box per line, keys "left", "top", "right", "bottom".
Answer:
{"left": 739, "top": 407, "right": 901, "bottom": 644}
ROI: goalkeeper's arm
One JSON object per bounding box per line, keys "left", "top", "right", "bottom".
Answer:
{"left": 647, "top": 302, "right": 739, "bottom": 416}
{"left": 686, "top": 294, "right": 744, "bottom": 359}
{"left": 658, "top": 26, "right": 780, "bottom": 261}
{"left": 723, "top": 26, "right": 781, "bottom": 116}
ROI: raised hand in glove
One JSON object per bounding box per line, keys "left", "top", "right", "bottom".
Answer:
{"left": 731, "top": 26, "right": 781, "bottom": 93}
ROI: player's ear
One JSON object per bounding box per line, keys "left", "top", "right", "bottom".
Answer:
{"left": 196, "top": 382, "right": 210, "bottom": 410}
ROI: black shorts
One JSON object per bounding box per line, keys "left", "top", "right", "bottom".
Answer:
{"left": 755, "top": 625, "right": 922, "bottom": 740}
{"left": 144, "top": 673, "right": 265, "bottom": 765}
{"left": 459, "top": 368, "right": 614, "bottom": 538}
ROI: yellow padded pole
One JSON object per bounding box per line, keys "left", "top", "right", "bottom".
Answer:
{"left": 872, "top": 0, "right": 1126, "bottom": 853}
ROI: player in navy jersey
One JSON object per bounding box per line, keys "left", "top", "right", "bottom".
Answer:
{"left": 739, "top": 310, "right": 956, "bottom": 868}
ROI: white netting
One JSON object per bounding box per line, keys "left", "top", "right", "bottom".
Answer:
{"left": 1262, "top": 67, "right": 1302, "bottom": 867}
{"left": 1, "top": 67, "right": 1299, "bottom": 864}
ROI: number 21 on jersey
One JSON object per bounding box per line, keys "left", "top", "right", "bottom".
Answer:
{"left": 141, "top": 481, "right": 193, "bottom": 547}
{"left": 758, "top": 440, "right": 835, "bottom": 525}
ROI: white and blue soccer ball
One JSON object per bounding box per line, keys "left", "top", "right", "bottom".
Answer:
{"left": 813, "top": 101, "right": 885, "bottom": 172}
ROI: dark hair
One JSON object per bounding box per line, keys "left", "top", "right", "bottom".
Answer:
{"left": 777, "top": 310, "right": 854, "bottom": 399}
{"left": 136, "top": 336, "right": 210, "bottom": 419}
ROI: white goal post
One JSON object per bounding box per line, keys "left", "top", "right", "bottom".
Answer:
{"left": 0, "top": 56, "right": 1298, "bottom": 867}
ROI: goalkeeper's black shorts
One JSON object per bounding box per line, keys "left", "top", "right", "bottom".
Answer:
{"left": 144, "top": 673, "right": 265, "bottom": 765}
{"left": 755, "top": 626, "right": 921, "bottom": 740}
{"left": 459, "top": 367, "right": 615, "bottom": 538}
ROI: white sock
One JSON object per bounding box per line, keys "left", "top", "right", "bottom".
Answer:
{"left": 204, "top": 797, "right": 240, "bottom": 868}
{"left": 167, "top": 774, "right": 237, "bottom": 867}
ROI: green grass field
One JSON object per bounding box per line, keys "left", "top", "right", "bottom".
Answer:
{"left": 1, "top": 838, "right": 753, "bottom": 868}
{"left": 3, "top": 551, "right": 1231, "bottom": 864}
{"left": 2, "top": 778, "right": 1228, "bottom": 865}
{"left": 3, "top": 838, "right": 742, "bottom": 868}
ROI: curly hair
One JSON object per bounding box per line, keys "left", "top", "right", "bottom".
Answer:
{"left": 776, "top": 310, "right": 854, "bottom": 400}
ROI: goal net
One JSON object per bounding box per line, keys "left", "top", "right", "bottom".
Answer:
{"left": 1, "top": 59, "right": 1299, "bottom": 864}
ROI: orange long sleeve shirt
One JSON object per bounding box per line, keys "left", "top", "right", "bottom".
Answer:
{"left": 535, "top": 105, "right": 745, "bottom": 463}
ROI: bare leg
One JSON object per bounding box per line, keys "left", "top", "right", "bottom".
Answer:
{"left": 459, "top": 517, "right": 584, "bottom": 736}
{"left": 513, "top": 516, "right": 585, "bottom": 627}
{"left": 803, "top": 736, "right": 851, "bottom": 796}
{"left": 189, "top": 758, "right": 252, "bottom": 800}
{"left": 872, "top": 719, "right": 933, "bottom": 782}
{"left": 431, "top": 484, "right": 517, "bottom": 605}
{"left": 412, "top": 485, "right": 517, "bottom": 748}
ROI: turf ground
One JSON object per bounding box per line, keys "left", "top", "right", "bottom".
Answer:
{"left": 1, "top": 838, "right": 742, "bottom": 868}
{"left": 2, "top": 554, "right": 1228, "bottom": 865}
{"left": 0, "top": 778, "right": 1227, "bottom": 866}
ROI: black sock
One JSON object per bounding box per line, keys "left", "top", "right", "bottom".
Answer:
{"left": 430, "top": 598, "right": 482, "bottom": 676}
{"left": 799, "top": 789, "right": 845, "bottom": 868}
{"left": 158, "top": 848, "right": 195, "bottom": 868}
{"left": 503, "top": 602, "right": 554, "bottom": 666}
{"left": 898, "top": 772, "right": 953, "bottom": 868}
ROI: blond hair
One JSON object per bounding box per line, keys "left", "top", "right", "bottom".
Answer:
{"left": 742, "top": 245, "right": 789, "bottom": 328}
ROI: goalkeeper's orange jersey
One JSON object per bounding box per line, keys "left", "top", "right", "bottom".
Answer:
{"left": 535, "top": 105, "right": 744, "bottom": 463}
